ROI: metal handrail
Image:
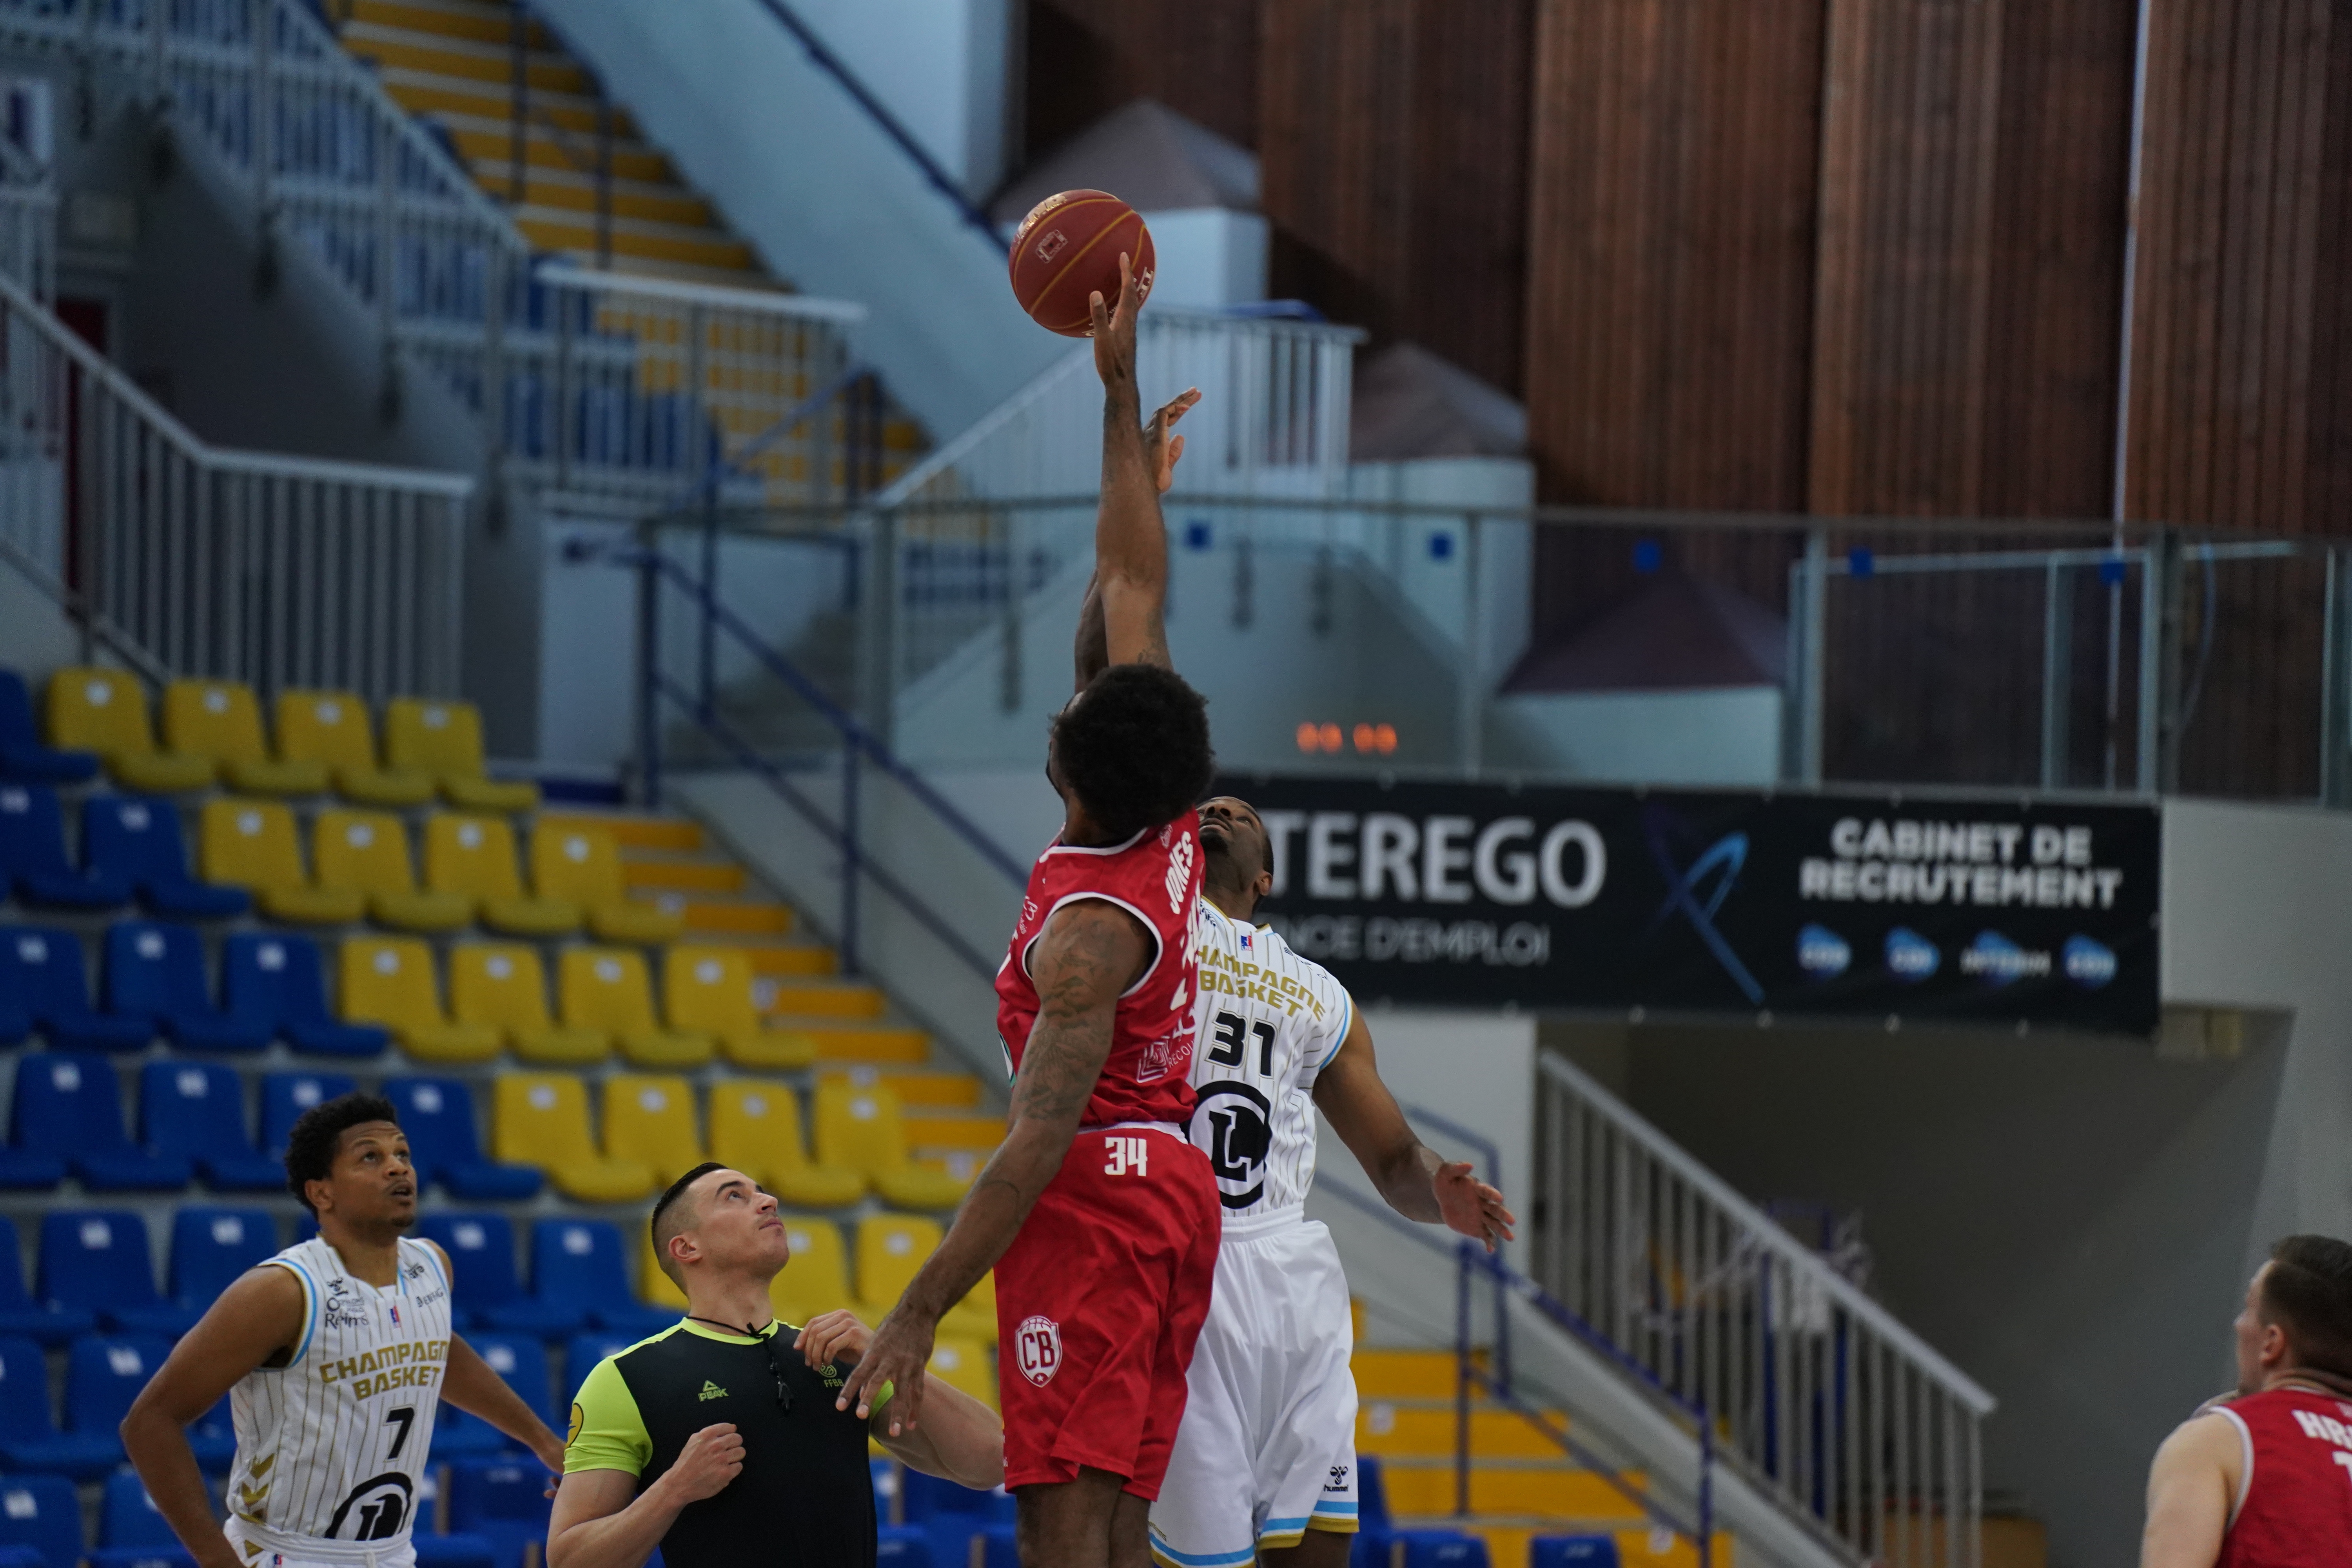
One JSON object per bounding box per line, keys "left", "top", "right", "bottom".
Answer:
{"left": 742, "top": 0, "right": 1003, "bottom": 247}
{"left": 640, "top": 550, "right": 1029, "bottom": 887}
{"left": 1313, "top": 1176, "right": 1715, "bottom": 1564}
{"left": 1537, "top": 1053, "right": 1992, "bottom": 1411}
{"left": 534, "top": 260, "right": 870, "bottom": 324}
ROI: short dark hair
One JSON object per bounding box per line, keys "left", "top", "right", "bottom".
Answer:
{"left": 1053, "top": 664, "right": 1213, "bottom": 840}
{"left": 2261, "top": 1234, "right": 2352, "bottom": 1379}
{"left": 284, "top": 1093, "right": 401, "bottom": 1212}
{"left": 649, "top": 1161, "right": 729, "bottom": 1286}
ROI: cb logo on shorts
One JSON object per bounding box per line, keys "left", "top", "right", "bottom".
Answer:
{"left": 1015, "top": 1314, "right": 1063, "bottom": 1387}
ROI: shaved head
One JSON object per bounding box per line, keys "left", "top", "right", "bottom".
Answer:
{"left": 649, "top": 1161, "right": 728, "bottom": 1286}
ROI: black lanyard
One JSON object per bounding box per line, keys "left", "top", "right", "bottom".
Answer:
{"left": 683, "top": 1316, "right": 793, "bottom": 1412}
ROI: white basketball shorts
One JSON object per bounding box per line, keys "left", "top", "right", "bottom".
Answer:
{"left": 1148, "top": 1212, "right": 1360, "bottom": 1568}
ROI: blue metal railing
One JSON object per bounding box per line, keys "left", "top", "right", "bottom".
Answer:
{"left": 625, "top": 534, "right": 1026, "bottom": 983}
{"left": 1317, "top": 1163, "right": 1717, "bottom": 1568}
{"left": 745, "top": 0, "right": 1005, "bottom": 248}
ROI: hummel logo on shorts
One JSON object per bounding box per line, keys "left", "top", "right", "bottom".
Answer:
{"left": 698, "top": 1380, "right": 728, "bottom": 1401}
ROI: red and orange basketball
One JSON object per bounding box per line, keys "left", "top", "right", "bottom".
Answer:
{"left": 1008, "top": 189, "right": 1155, "bottom": 337}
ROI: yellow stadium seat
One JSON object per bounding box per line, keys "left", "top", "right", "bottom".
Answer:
{"left": 531, "top": 822, "right": 685, "bottom": 945}
{"left": 602, "top": 1075, "right": 703, "bottom": 1186}
{"left": 274, "top": 690, "right": 437, "bottom": 808}
{"left": 198, "top": 799, "right": 365, "bottom": 925}
{"left": 425, "top": 815, "right": 581, "bottom": 938}
{"left": 384, "top": 698, "right": 539, "bottom": 813}
{"left": 770, "top": 1216, "right": 855, "bottom": 1326}
{"left": 813, "top": 1078, "right": 972, "bottom": 1212}
{"left": 315, "top": 809, "right": 474, "bottom": 934}
{"left": 161, "top": 679, "right": 327, "bottom": 796}
{"left": 665, "top": 947, "right": 817, "bottom": 1070}
{"left": 492, "top": 1074, "right": 657, "bottom": 1202}
{"left": 852, "top": 1216, "right": 992, "bottom": 1338}
{"left": 640, "top": 1229, "right": 688, "bottom": 1312}
{"left": 708, "top": 1082, "right": 865, "bottom": 1209}
{"left": 558, "top": 947, "right": 714, "bottom": 1069}
{"left": 338, "top": 937, "right": 501, "bottom": 1063}
{"left": 47, "top": 667, "right": 215, "bottom": 793}
{"left": 924, "top": 1338, "right": 997, "bottom": 1408}
{"left": 447, "top": 943, "right": 606, "bottom": 1065}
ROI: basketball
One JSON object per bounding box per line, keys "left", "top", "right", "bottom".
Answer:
{"left": 1008, "top": 189, "right": 1155, "bottom": 337}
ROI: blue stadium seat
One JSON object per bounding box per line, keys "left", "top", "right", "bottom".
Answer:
{"left": 84, "top": 797, "right": 247, "bottom": 921}
{"left": 877, "top": 1526, "right": 937, "bottom": 1568}
{"left": 166, "top": 1209, "right": 276, "bottom": 1316}
{"left": 0, "top": 1472, "right": 89, "bottom": 1568}
{"left": 92, "top": 1471, "right": 198, "bottom": 1568}
{"left": 1528, "top": 1537, "right": 1619, "bottom": 1568}
{"left": 261, "top": 1072, "right": 358, "bottom": 1157}
{"left": 187, "top": 1393, "right": 235, "bottom": 1473}
{"left": 1394, "top": 1531, "right": 1489, "bottom": 1568}
{"left": 0, "top": 1097, "right": 65, "bottom": 1191}
{"left": 42, "top": 1214, "right": 198, "bottom": 1336}
{"left": 445, "top": 1457, "right": 553, "bottom": 1568}
{"left": 65, "top": 1334, "right": 176, "bottom": 1463}
{"left": 107, "top": 924, "right": 270, "bottom": 1054}
{"left": 1358, "top": 1453, "right": 1390, "bottom": 1528}
{"left": 411, "top": 1536, "right": 496, "bottom": 1568}
{"left": 440, "top": 1336, "right": 550, "bottom": 1457}
{"left": 226, "top": 934, "right": 389, "bottom": 1058}
{"left": 0, "top": 670, "right": 97, "bottom": 785}
{"left": 2, "top": 927, "right": 152, "bottom": 1051}
{"left": 383, "top": 1080, "right": 541, "bottom": 1201}
{"left": 417, "top": 1216, "right": 580, "bottom": 1337}
{"left": 975, "top": 1524, "right": 1018, "bottom": 1568}
{"left": 0, "top": 784, "right": 132, "bottom": 910}
{"left": 140, "top": 1063, "right": 281, "bottom": 1192}
{"left": 0, "top": 1331, "right": 120, "bottom": 1479}
{"left": 15, "top": 1054, "right": 192, "bottom": 1191}
{"left": 0, "top": 1218, "right": 93, "bottom": 1345}
{"left": 562, "top": 1333, "right": 633, "bottom": 1404}
{"left": 1352, "top": 1530, "right": 1397, "bottom": 1568}
{"left": 870, "top": 1457, "right": 898, "bottom": 1524}
{"left": 899, "top": 1470, "right": 1010, "bottom": 1523}
{"left": 530, "top": 1221, "right": 671, "bottom": 1337}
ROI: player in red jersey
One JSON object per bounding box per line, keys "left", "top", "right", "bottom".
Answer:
{"left": 2140, "top": 1234, "right": 2352, "bottom": 1566}
{"left": 842, "top": 252, "right": 1222, "bottom": 1568}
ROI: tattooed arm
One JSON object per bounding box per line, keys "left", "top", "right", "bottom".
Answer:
{"left": 834, "top": 898, "right": 1149, "bottom": 1434}
{"left": 1088, "top": 252, "right": 1197, "bottom": 675}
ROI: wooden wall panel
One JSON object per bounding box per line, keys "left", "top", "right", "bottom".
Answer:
{"left": 1023, "top": 0, "right": 1263, "bottom": 162}
{"left": 1258, "top": 0, "right": 1535, "bottom": 394}
{"left": 1521, "top": 0, "right": 1826, "bottom": 513}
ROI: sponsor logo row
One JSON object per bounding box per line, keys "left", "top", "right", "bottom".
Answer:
{"left": 1795, "top": 924, "right": 2117, "bottom": 990}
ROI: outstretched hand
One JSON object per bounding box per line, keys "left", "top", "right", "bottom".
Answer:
{"left": 1145, "top": 388, "right": 1200, "bottom": 493}
{"left": 1435, "top": 1161, "right": 1516, "bottom": 1253}
{"left": 1090, "top": 252, "right": 1145, "bottom": 389}
{"left": 836, "top": 1304, "right": 934, "bottom": 1437}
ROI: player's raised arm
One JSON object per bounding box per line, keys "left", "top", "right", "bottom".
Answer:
{"left": 1085, "top": 250, "right": 1199, "bottom": 681}
{"left": 836, "top": 897, "right": 1150, "bottom": 1434}
{"left": 122, "top": 1267, "right": 309, "bottom": 1568}
{"left": 1312, "top": 1009, "right": 1516, "bottom": 1252}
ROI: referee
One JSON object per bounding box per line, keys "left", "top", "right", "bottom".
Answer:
{"left": 548, "top": 1164, "right": 1003, "bottom": 1568}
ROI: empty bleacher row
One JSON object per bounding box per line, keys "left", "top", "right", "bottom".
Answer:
{"left": 0, "top": 1052, "right": 965, "bottom": 1209}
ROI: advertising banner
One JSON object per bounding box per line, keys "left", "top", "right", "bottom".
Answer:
{"left": 1213, "top": 775, "right": 2161, "bottom": 1034}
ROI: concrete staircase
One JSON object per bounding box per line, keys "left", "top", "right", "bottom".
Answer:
{"left": 1354, "top": 1342, "right": 1732, "bottom": 1568}
{"left": 325, "top": 0, "right": 926, "bottom": 475}
{"left": 561, "top": 808, "right": 1002, "bottom": 1177}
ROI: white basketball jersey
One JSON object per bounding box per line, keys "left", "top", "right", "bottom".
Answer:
{"left": 1187, "top": 900, "right": 1352, "bottom": 1225}
{"left": 227, "top": 1236, "right": 456, "bottom": 1555}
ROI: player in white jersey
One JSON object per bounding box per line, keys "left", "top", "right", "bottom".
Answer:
{"left": 1150, "top": 798, "right": 1515, "bottom": 1568}
{"left": 124, "top": 1093, "right": 565, "bottom": 1568}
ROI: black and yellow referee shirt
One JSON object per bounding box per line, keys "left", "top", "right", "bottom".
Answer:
{"left": 565, "top": 1320, "right": 892, "bottom": 1568}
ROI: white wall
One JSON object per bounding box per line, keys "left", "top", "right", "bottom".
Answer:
{"left": 1346, "top": 457, "right": 1536, "bottom": 687}
{"left": 530, "top": 0, "right": 1061, "bottom": 442}
{"left": 788, "top": 0, "right": 1013, "bottom": 200}
{"left": 1492, "top": 687, "right": 1784, "bottom": 786}
{"left": 1144, "top": 209, "right": 1269, "bottom": 308}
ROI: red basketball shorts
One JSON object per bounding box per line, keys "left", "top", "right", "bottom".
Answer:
{"left": 993, "top": 1124, "right": 1221, "bottom": 1499}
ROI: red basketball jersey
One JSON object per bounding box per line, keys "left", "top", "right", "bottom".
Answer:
{"left": 996, "top": 812, "right": 1203, "bottom": 1128}
{"left": 2215, "top": 1386, "right": 2352, "bottom": 1567}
